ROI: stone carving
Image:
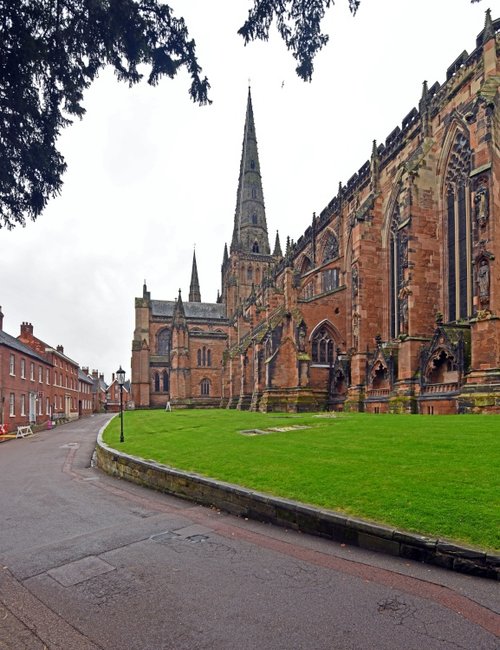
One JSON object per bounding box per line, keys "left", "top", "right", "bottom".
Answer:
{"left": 474, "top": 180, "right": 489, "bottom": 228}
{"left": 352, "top": 311, "right": 360, "bottom": 350}
{"left": 298, "top": 324, "right": 306, "bottom": 352}
{"left": 352, "top": 265, "right": 359, "bottom": 298}
{"left": 477, "top": 258, "right": 490, "bottom": 305}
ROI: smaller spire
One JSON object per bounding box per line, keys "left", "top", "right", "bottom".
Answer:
{"left": 370, "top": 139, "right": 379, "bottom": 191}
{"left": 420, "top": 79, "right": 429, "bottom": 106}
{"left": 273, "top": 230, "right": 283, "bottom": 257}
{"left": 483, "top": 8, "right": 494, "bottom": 44}
{"left": 419, "top": 80, "right": 431, "bottom": 137}
{"left": 173, "top": 289, "right": 187, "bottom": 328}
{"left": 189, "top": 250, "right": 201, "bottom": 302}
{"left": 223, "top": 243, "right": 229, "bottom": 266}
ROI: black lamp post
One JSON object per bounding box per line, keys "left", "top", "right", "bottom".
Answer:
{"left": 116, "top": 366, "right": 126, "bottom": 443}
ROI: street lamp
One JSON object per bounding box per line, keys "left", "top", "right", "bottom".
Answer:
{"left": 116, "top": 366, "right": 126, "bottom": 443}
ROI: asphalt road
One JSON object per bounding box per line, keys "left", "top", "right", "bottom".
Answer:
{"left": 0, "top": 415, "right": 498, "bottom": 650}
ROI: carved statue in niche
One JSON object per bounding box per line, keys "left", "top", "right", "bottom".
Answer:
{"left": 398, "top": 285, "right": 411, "bottom": 334}
{"left": 351, "top": 265, "right": 359, "bottom": 299}
{"left": 474, "top": 180, "right": 489, "bottom": 229}
{"left": 477, "top": 258, "right": 490, "bottom": 305}
{"left": 352, "top": 311, "right": 360, "bottom": 350}
{"left": 297, "top": 324, "right": 306, "bottom": 352}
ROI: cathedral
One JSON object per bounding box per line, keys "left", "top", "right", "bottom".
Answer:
{"left": 131, "top": 11, "right": 500, "bottom": 415}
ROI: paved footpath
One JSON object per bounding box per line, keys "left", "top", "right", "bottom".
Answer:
{"left": 0, "top": 415, "right": 498, "bottom": 649}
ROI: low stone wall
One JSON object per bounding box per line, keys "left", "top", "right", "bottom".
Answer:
{"left": 96, "top": 433, "right": 499, "bottom": 580}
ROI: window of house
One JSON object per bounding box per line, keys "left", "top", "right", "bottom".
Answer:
{"left": 30, "top": 363, "right": 34, "bottom": 381}
{"left": 9, "top": 354, "right": 15, "bottom": 376}
{"left": 311, "top": 327, "right": 334, "bottom": 364}
{"left": 21, "top": 394, "right": 26, "bottom": 416}
{"left": 38, "top": 366, "right": 42, "bottom": 383}
{"left": 200, "top": 378, "right": 210, "bottom": 396}
{"left": 9, "top": 393, "right": 15, "bottom": 417}
{"left": 46, "top": 397, "right": 50, "bottom": 415}
{"left": 21, "top": 359, "right": 26, "bottom": 379}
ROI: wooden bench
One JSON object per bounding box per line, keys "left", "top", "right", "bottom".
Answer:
{"left": 16, "top": 425, "right": 34, "bottom": 438}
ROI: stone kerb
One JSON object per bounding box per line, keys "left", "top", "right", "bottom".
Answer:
{"left": 95, "top": 429, "right": 499, "bottom": 580}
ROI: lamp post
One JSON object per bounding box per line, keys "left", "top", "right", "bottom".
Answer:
{"left": 116, "top": 366, "right": 126, "bottom": 443}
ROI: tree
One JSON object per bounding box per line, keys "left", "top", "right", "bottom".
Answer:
{"left": 0, "top": 0, "right": 484, "bottom": 230}
{"left": 1, "top": 0, "right": 210, "bottom": 229}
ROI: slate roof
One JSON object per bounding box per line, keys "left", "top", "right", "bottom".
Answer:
{"left": 0, "top": 330, "right": 49, "bottom": 363}
{"left": 151, "top": 300, "right": 227, "bottom": 321}
{"left": 78, "top": 368, "right": 93, "bottom": 384}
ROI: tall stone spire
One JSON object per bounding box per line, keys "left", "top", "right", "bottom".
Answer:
{"left": 189, "top": 250, "right": 201, "bottom": 302}
{"left": 231, "top": 87, "right": 271, "bottom": 255}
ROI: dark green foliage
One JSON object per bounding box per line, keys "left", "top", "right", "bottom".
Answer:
{"left": 0, "top": 0, "right": 210, "bottom": 229}
{"left": 0, "top": 0, "right": 484, "bottom": 228}
{"left": 239, "top": 0, "right": 482, "bottom": 82}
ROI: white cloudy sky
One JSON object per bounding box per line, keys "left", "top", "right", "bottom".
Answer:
{"left": 0, "top": 0, "right": 491, "bottom": 382}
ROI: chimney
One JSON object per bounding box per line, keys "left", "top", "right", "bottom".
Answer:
{"left": 20, "top": 322, "right": 33, "bottom": 336}
{"left": 112, "top": 373, "right": 115, "bottom": 382}
{"left": 56, "top": 345, "right": 64, "bottom": 353}
{"left": 92, "top": 369, "right": 98, "bottom": 379}
{"left": 82, "top": 367, "right": 89, "bottom": 375}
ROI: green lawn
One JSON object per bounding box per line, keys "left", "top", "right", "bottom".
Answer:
{"left": 102, "top": 409, "right": 500, "bottom": 551}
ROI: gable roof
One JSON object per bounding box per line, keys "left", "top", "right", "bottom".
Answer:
{"left": 0, "top": 330, "right": 50, "bottom": 364}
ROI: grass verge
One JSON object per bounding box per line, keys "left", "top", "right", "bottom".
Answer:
{"left": 102, "top": 409, "right": 500, "bottom": 551}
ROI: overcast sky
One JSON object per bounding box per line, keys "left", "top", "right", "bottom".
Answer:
{"left": 0, "top": 0, "right": 491, "bottom": 382}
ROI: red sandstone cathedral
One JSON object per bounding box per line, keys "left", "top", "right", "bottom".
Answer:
{"left": 132, "top": 11, "right": 500, "bottom": 415}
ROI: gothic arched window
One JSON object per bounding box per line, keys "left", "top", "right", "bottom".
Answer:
{"left": 207, "top": 349, "right": 212, "bottom": 366}
{"left": 389, "top": 206, "right": 403, "bottom": 339}
{"left": 322, "top": 233, "right": 339, "bottom": 263}
{"left": 162, "top": 371, "right": 169, "bottom": 392}
{"left": 197, "top": 349, "right": 202, "bottom": 366}
{"left": 157, "top": 328, "right": 170, "bottom": 356}
{"left": 200, "top": 378, "right": 210, "bottom": 396}
{"left": 252, "top": 241, "right": 260, "bottom": 253}
{"left": 300, "top": 256, "right": 312, "bottom": 275}
{"left": 154, "top": 372, "right": 160, "bottom": 392}
{"left": 445, "top": 132, "right": 472, "bottom": 320}
{"left": 311, "top": 327, "right": 334, "bottom": 364}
